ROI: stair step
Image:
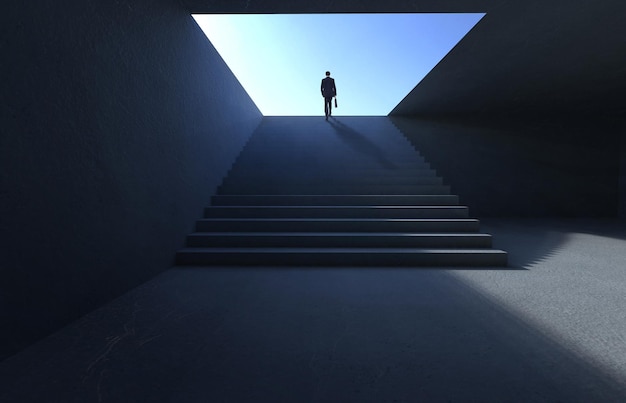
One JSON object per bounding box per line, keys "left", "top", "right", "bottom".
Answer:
{"left": 187, "top": 232, "right": 493, "bottom": 248}
{"left": 204, "top": 206, "right": 469, "bottom": 219}
{"left": 176, "top": 247, "right": 508, "bottom": 267}
{"left": 217, "top": 184, "right": 451, "bottom": 195}
{"left": 211, "top": 195, "right": 460, "bottom": 206}
{"left": 224, "top": 169, "right": 439, "bottom": 178}
{"left": 220, "top": 176, "right": 443, "bottom": 185}
{"left": 229, "top": 161, "right": 433, "bottom": 169}
{"left": 195, "top": 218, "right": 480, "bottom": 232}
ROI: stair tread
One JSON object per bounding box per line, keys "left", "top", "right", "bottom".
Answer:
{"left": 190, "top": 232, "right": 490, "bottom": 236}
{"left": 197, "top": 218, "right": 478, "bottom": 222}
{"left": 178, "top": 247, "right": 506, "bottom": 253}
{"left": 211, "top": 195, "right": 459, "bottom": 198}
{"left": 213, "top": 194, "right": 456, "bottom": 196}
{"left": 206, "top": 205, "right": 466, "bottom": 209}
{"left": 211, "top": 195, "right": 461, "bottom": 206}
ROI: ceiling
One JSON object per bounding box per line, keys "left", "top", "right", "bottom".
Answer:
{"left": 182, "top": 0, "right": 626, "bottom": 118}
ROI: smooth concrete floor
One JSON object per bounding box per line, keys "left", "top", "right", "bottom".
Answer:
{"left": 1, "top": 219, "right": 626, "bottom": 402}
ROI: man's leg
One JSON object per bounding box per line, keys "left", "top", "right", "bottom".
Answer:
{"left": 324, "top": 97, "right": 331, "bottom": 119}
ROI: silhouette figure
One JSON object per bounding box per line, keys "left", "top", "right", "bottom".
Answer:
{"left": 321, "top": 71, "right": 336, "bottom": 120}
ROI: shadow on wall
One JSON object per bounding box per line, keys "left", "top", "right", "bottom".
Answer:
{"left": 390, "top": 115, "right": 620, "bottom": 217}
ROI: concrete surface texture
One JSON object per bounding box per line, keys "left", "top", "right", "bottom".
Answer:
{"left": 0, "top": 218, "right": 625, "bottom": 402}
{"left": 0, "top": 0, "right": 261, "bottom": 360}
{"left": 391, "top": 116, "right": 620, "bottom": 217}
{"left": 621, "top": 127, "right": 626, "bottom": 217}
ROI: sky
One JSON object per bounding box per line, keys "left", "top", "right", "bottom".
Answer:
{"left": 192, "top": 13, "right": 485, "bottom": 116}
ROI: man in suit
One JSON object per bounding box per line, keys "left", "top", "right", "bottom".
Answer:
{"left": 321, "top": 71, "right": 336, "bottom": 120}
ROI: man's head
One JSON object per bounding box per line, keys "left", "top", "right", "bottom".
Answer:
{"left": 325, "top": 71, "right": 331, "bottom": 76}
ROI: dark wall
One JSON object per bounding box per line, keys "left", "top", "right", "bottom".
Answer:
{"left": 391, "top": 116, "right": 620, "bottom": 217}
{"left": 621, "top": 125, "right": 626, "bottom": 219}
{"left": 0, "top": 0, "right": 261, "bottom": 360}
{"left": 392, "top": 1, "right": 626, "bottom": 118}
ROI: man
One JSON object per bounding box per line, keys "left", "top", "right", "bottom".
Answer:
{"left": 321, "top": 71, "right": 336, "bottom": 120}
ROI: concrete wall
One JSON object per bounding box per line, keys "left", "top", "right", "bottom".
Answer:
{"left": 619, "top": 127, "right": 626, "bottom": 220}
{"left": 391, "top": 116, "right": 620, "bottom": 217}
{"left": 0, "top": 0, "right": 261, "bottom": 360}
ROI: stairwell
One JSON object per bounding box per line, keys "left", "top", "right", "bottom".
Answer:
{"left": 176, "top": 116, "right": 507, "bottom": 267}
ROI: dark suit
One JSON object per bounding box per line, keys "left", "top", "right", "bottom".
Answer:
{"left": 321, "top": 76, "right": 336, "bottom": 118}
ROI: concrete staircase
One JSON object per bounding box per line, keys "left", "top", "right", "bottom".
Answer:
{"left": 176, "top": 116, "right": 507, "bottom": 267}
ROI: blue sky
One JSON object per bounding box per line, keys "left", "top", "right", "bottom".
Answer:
{"left": 192, "top": 13, "right": 484, "bottom": 116}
